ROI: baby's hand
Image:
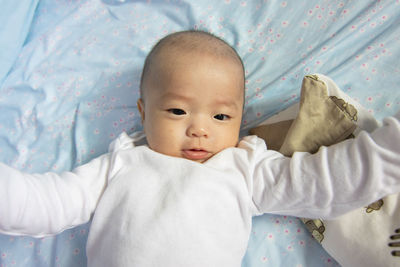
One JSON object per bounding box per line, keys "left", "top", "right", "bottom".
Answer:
{"left": 389, "top": 228, "right": 400, "bottom": 257}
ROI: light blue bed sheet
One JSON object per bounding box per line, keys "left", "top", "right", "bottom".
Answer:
{"left": 1, "top": 0, "right": 400, "bottom": 266}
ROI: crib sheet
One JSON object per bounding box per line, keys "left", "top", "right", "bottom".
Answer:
{"left": 1, "top": 0, "right": 399, "bottom": 266}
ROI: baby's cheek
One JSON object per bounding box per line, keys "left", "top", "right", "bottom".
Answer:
{"left": 154, "top": 126, "right": 183, "bottom": 151}
{"left": 218, "top": 133, "right": 239, "bottom": 151}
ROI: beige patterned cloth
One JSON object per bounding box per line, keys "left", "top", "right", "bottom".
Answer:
{"left": 250, "top": 74, "right": 400, "bottom": 267}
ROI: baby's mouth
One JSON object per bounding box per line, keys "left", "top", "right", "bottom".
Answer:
{"left": 182, "top": 149, "right": 211, "bottom": 161}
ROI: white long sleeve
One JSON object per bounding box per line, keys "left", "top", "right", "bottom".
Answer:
{"left": 249, "top": 112, "right": 400, "bottom": 219}
{"left": 0, "top": 153, "right": 111, "bottom": 237}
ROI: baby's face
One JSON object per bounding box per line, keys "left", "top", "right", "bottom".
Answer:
{"left": 138, "top": 51, "right": 244, "bottom": 163}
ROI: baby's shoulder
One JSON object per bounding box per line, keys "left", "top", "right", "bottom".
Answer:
{"left": 238, "top": 135, "right": 267, "bottom": 151}
{"left": 108, "top": 131, "right": 146, "bottom": 152}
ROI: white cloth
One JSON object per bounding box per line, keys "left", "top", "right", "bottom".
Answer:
{"left": 1, "top": 113, "right": 400, "bottom": 267}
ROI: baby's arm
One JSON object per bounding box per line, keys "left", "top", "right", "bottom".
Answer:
{"left": 251, "top": 112, "right": 400, "bottom": 219}
{"left": 0, "top": 153, "right": 111, "bottom": 237}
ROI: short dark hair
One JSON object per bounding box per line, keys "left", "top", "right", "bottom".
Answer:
{"left": 139, "top": 30, "right": 245, "bottom": 99}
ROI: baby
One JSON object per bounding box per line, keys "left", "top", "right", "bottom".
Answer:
{"left": 1, "top": 30, "right": 400, "bottom": 267}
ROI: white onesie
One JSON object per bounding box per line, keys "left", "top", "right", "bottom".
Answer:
{"left": 1, "top": 113, "right": 400, "bottom": 267}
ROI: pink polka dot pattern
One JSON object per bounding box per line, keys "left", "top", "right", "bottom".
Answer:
{"left": 1, "top": 0, "right": 399, "bottom": 266}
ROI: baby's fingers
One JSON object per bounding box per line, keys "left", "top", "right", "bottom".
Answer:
{"left": 388, "top": 228, "right": 400, "bottom": 257}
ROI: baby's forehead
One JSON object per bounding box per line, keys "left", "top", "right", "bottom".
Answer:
{"left": 153, "top": 52, "right": 245, "bottom": 106}
{"left": 147, "top": 31, "right": 240, "bottom": 66}
{"left": 158, "top": 38, "right": 241, "bottom": 65}
{"left": 140, "top": 31, "right": 245, "bottom": 100}
{"left": 157, "top": 47, "right": 235, "bottom": 68}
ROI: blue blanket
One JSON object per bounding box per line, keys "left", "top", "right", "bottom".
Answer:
{"left": 1, "top": 0, "right": 399, "bottom": 266}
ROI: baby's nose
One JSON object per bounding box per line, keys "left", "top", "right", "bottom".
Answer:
{"left": 187, "top": 123, "right": 208, "bottom": 138}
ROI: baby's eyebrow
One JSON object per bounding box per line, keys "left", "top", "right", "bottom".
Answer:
{"left": 161, "top": 92, "right": 191, "bottom": 102}
{"left": 214, "top": 99, "right": 241, "bottom": 110}
{"left": 161, "top": 92, "right": 241, "bottom": 111}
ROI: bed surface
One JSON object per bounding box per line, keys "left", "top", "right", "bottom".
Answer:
{"left": 1, "top": 0, "right": 399, "bottom": 266}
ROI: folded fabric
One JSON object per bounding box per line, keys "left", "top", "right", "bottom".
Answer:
{"left": 0, "top": 0, "right": 39, "bottom": 86}
{"left": 250, "top": 74, "right": 399, "bottom": 267}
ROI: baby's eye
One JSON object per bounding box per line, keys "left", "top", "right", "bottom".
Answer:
{"left": 167, "top": 108, "right": 186, "bottom": 115}
{"left": 214, "top": 114, "right": 230, "bottom": 121}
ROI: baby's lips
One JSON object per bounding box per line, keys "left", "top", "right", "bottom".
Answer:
{"left": 182, "top": 149, "right": 211, "bottom": 161}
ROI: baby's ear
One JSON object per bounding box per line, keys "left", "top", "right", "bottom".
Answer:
{"left": 137, "top": 98, "right": 145, "bottom": 123}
